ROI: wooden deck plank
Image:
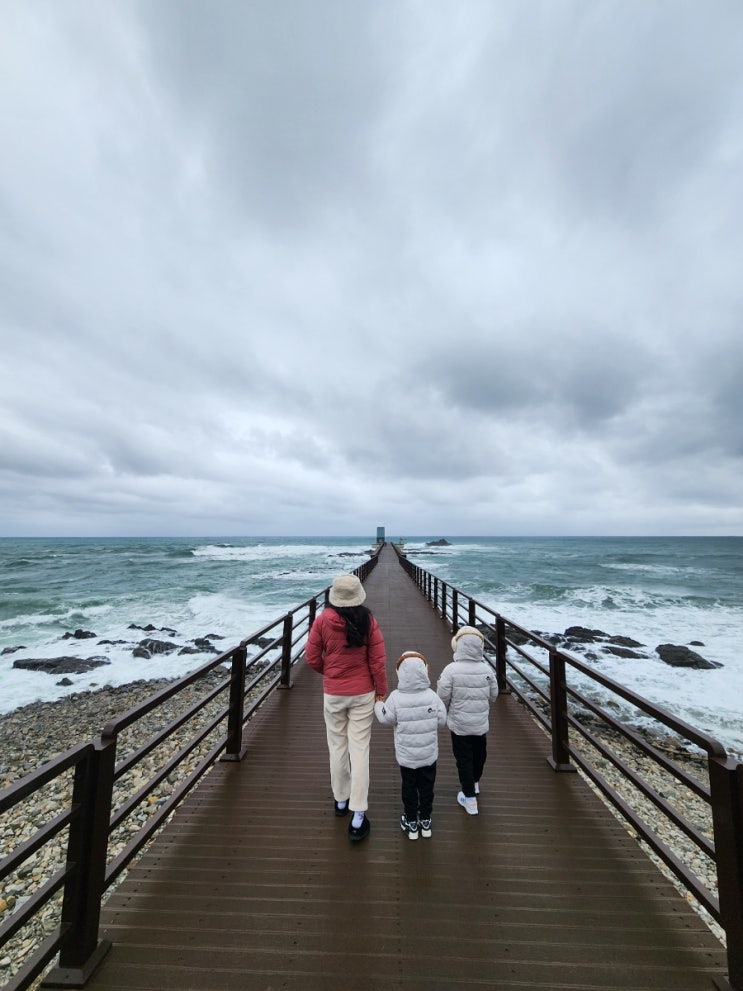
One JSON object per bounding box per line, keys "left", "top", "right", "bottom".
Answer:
{"left": 82, "top": 544, "right": 728, "bottom": 991}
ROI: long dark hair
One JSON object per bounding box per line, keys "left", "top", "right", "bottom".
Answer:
{"left": 330, "top": 604, "right": 371, "bottom": 647}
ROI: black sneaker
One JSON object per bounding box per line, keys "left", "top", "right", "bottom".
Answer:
{"left": 400, "top": 814, "right": 419, "bottom": 840}
{"left": 348, "top": 815, "right": 370, "bottom": 842}
{"left": 334, "top": 799, "right": 350, "bottom": 817}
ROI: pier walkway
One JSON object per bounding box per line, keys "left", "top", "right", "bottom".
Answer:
{"left": 82, "top": 545, "right": 728, "bottom": 990}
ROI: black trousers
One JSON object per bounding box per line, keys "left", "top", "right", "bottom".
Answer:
{"left": 450, "top": 732, "right": 487, "bottom": 798}
{"left": 400, "top": 762, "right": 437, "bottom": 819}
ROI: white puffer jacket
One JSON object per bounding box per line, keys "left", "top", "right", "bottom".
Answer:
{"left": 437, "top": 628, "right": 498, "bottom": 735}
{"left": 374, "top": 653, "right": 447, "bottom": 769}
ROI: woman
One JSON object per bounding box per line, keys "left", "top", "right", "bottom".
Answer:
{"left": 305, "top": 573, "right": 387, "bottom": 842}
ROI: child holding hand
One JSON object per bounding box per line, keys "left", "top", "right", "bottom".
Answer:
{"left": 375, "top": 651, "right": 447, "bottom": 839}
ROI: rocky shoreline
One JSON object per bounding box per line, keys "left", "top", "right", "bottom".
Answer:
{"left": 0, "top": 670, "right": 234, "bottom": 983}
{"left": 0, "top": 671, "right": 726, "bottom": 982}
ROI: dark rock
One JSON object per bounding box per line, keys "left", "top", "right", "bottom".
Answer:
{"left": 603, "top": 646, "right": 646, "bottom": 659}
{"left": 136, "top": 638, "right": 178, "bottom": 655}
{"left": 655, "top": 644, "right": 722, "bottom": 670}
{"left": 608, "top": 635, "right": 645, "bottom": 648}
{"left": 689, "top": 640, "right": 705, "bottom": 647}
{"left": 98, "top": 639, "right": 128, "bottom": 646}
{"left": 160, "top": 627, "right": 178, "bottom": 636}
{"left": 178, "top": 646, "right": 202, "bottom": 655}
{"left": 1, "top": 645, "right": 26, "bottom": 655}
{"left": 564, "top": 626, "right": 608, "bottom": 643}
{"left": 426, "top": 538, "right": 451, "bottom": 546}
{"left": 205, "top": 633, "right": 225, "bottom": 640}
{"left": 62, "top": 629, "right": 96, "bottom": 640}
{"left": 56, "top": 678, "right": 74, "bottom": 686}
{"left": 132, "top": 646, "right": 151, "bottom": 659}
{"left": 506, "top": 628, "right": 532, "bottom": 646}
{"left": 253, "top": 636, "right": 278, "bottom": 648}
{"left": 189, "top": 638, "right": 219, "bottom": 653}
{"left": 13, "top": 656, "right": 110, "bottom": 675}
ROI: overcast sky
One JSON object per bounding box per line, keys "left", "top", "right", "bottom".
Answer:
{"left": 2, "top": 1, "right": 742, "bottom": 538}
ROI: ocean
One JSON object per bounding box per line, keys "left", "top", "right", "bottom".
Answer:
{"left": 1, "top": 536, "right": 741, "bottom": 756}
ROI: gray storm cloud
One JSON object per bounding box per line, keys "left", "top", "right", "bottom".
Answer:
{"left": 1, "top": 0, "right": 742, "bottom": 537}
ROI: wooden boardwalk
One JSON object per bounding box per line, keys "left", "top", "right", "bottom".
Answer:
{"left": 83, "top": 545, "right": 728, "bottom": 990}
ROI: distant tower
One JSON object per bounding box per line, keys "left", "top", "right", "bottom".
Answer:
{"left": 376, "top": 526, "right": 385, "bottom": 545}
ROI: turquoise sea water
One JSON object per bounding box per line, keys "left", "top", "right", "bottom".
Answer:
{"left": 1, "top": 536, "right": 741, "bottom": 753}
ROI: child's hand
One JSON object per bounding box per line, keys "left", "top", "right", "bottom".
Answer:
{"left": 375, "top": 694, "right": 386, "bottom": 702}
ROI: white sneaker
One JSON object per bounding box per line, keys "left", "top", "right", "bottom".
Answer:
{"left": 457, "top": 791, "right": 478, "bottom": 815}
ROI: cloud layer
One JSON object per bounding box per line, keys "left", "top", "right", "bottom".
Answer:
{"left": 2, "top": 0, "right": 743, "bottom": 536}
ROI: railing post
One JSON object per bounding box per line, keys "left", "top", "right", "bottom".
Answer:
{"left": 279, "top": 613, "right": 294, "bottom": 689}
{"left": 42, "top": 742, "right": 116, "bottom": 988}
{"left": 452, "top": 589, "right": 459, "bottom": 631}
{"left": 468, "top": 600, "right": 477, "bottom": 627}
{"left": 221, "top": 643, "right": 248, "bottom": 761}
{"left": 547, "top": 649, "right": 576, "bottom": 773}
{"left": 308, "top": 598, "right": 317, "bottom": 628}
{"left": 495, "top": 616, "right": 509, "bottom": 694}
{"left": 433, "top": 577, "right": 439, "bottom": 613}
{"left": 441, "top": 583, "right": 448, "bottom": 626}
{"left": 709, "top": 757, "right": 743, "bottom": 991}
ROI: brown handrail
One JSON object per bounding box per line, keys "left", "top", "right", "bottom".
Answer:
{"left": 394, "top": 544, "right": 743, "bottom": 991}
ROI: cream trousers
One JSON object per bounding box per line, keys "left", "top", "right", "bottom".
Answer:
{"left": 323, "top": 691, "right": 375, "bottom": 813}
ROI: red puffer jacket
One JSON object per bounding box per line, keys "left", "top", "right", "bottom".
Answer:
{"left": 305, "top": 607, "right": 388, "bottom": 697}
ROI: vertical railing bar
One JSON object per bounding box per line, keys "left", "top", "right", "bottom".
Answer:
{"left": 547, "top": 648, "right": 576, "bottom": 773}
{"left": 221, "top": 643, "right": 248, "bottom": 761}
{"left": 709, "top": 758, "right": 743, "bottom": 990}
{"left": 495, "top": 615, "right": 509, "bottom": 694}
{"left": 278, "top": 613, "right": 294, "bottom": 689}
{"left": 43, "top": 741, "right": 116, "bottom": 987}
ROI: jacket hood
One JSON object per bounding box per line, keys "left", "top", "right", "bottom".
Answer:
{"left": 453, "top": 632, "right": 485, "bottom": 663}
{"left": 396, "top": 652, "right": 431, "bottom": 692}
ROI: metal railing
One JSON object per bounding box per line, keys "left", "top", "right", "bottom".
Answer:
{"left": 395, "top": 546, "right": 743, "bottom": 991}
{"left": 0, "top": 551, "right": 380, "bottom": 990}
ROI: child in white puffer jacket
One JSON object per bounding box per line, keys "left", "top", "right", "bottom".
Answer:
{"left": 375, "top": 651, "right": 447, "bottom": 840}
{"left": 437, "top": 626, "right": 498, "bottom": 816}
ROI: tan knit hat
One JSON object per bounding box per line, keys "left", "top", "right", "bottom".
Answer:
{"left": 329, "top": 574, "right": 366, "bottom": 607}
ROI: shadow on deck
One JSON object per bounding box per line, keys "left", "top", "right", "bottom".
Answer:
{"left": 84, "top": 546, "right": 727, "bottom": 990}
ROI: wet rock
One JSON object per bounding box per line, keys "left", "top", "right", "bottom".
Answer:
{"left": 564, "top": 626, "right": 609, "bottom": 643}
{"left": 12, "top": 657, "right": 110, "bottom": 675}
{"left": 61, "top": 629, "right": 96, "bottom": 640}
{"left": 136, "top": 638, "right": 178, "bottom": 655}
{"left": 608, "top": 635, "right": 645, "bottom": 648}
{"left": 1, "top": 646, "right": 26, "bottom": 656}
{"left": 604, "top": 645, "right": 646, "bottom": 659}
{"left": 655, "top": 644, "right": 722, "bottom": 670}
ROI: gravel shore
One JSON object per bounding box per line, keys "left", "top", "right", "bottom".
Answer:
{"left": 0, "top": 675, "right": 727, "bottom": 985}
{"left": 1, "top": 671, "right": 233, "bottom": 985}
